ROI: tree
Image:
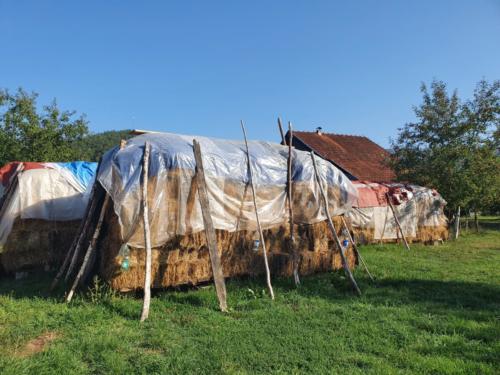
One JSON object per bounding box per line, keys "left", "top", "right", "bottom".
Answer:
{"left": 391, "top": 80, "right": 500, "bottom": 221}
{"left": 74, "top": 130, "right": 132, "bottom": 161}
{"left": 0, "top": 88, "right": 89, "bottom": 165}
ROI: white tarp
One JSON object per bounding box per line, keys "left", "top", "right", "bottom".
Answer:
{"left": 347, "top": 183, "right": 447, "bottom": 241}
{"left": 98, "top": 132, "right": 359, "bottom": 248}
{"left": 0, "top": 168, "right": 94, "bottom": 246}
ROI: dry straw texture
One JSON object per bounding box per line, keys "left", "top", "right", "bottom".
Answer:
{"left": 98, "top": 209, "right": 357, "bottom": 291}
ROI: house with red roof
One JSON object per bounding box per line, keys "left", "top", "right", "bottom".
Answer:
{"left": 284, "top": 128, "right": 396, "bottom": 182}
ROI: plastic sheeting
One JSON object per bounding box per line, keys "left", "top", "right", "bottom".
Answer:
{"left": 97, "top": 132, "right": 358, "bottom": 248}
{"left": 0, "top": 162, "right": 97, "bottom": 246}
{"left": 347, "top": 182, "right": 447, "bottom": 240}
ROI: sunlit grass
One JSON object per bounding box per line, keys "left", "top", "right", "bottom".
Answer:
{"left": 0, "top": 230, "right": 499, "bottom": 374}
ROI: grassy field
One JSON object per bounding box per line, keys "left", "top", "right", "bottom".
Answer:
{"left": 0, "top": 230, "right": 499, "bottom": 374}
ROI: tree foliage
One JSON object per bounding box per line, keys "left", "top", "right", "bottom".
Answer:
{"left": 0, "top": 88, "right": 133, "bottom": 165}
{"left": 0, "top": 88, "right": 89, "bottom": 165}
{"left": 391, "top": 80, "right": 500, "bottom": 215}
{"left": 74, "top": 130, "right": 132, "bottom": 162}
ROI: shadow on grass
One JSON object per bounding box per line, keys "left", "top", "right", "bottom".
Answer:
{"left": 2, "top": 270, "right": 499, "bottom": 320}
{"left": 292, "top": 272, "right": 500, "bottom": 313}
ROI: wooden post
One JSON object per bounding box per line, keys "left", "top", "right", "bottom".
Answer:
{"left": 474, "top": 211, "right": 479, "bottom": 232}
{"left": 66, "top": 194, "right": 110, "bottom": 302}
{"left": 240, "top": 120, "right": 275, "bottom": 300}
{"left": 379, "top": 205, "right": 389, "bottom": 244}
{"left": 340, "top": 216, "right": 374, "bottom": 282}
{"left": 140, "top": 142, "right": 153, "bottom": 322}
{"left": 0, "top": 163, "right": 23, "bottom": 212}
{"left": 193, "top": 140, "right": 228, "bottom": 312}
{"left": 62, "top": 184, "right": 99, "bottom": 282}
{"left": 51, "top": 188, "right": 98, "bottom": 290}
{"left": 310, "top": 152, "right": 361, "bottom": 295}
{"left": 454, "top": 206, "right": 461, "bottom": 240}
{"left": 385, "top": 193, "right": 410, "bottom": 251}
{"left": 287, "top": 122, "right": 300, "bottom": 286}
{"left": 277, "top": 117, "right": 285, "bottom": 145}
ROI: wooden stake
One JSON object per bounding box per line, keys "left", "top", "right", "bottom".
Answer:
{"left": 51, "top": 189, "right": 98, "bottom": 290}
{"left": 379, "top": 205, "right": 389, "bottom": 244}
{"left": 140, "top": 142, "right": 152, "bottom": 322}
{"left": 62, "top": 184, "right": 99, "bottom": 283}
{"left": 310, "top": 152, "right": 361, "bottom": 295}
{"left": 66, "top": 194, "right": 110, "bottom": 302}
{"left": 277, "top": 117, "right": 285, "bottom": 145}
{"left": 454, "top": 206, "right": 460, "bottom": 240}
{"left": 340, "top": 216, "right": 374, "bottom": 282}
{"left": 0, "top": 163, "right": 23, "bottom": 212}
{"left": 240, "top": 120, "right": 275, "bottom": 300}
{"left": 193, "top": 139, "right": 228, "bottom": 312}
{"left": 287, "top": 122, "right": 300, "bottom": 286}
{"left": 385, "top": 193, "right": 410, "bottom": 251}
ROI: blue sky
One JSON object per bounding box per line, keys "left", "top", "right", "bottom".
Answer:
{"left": 1, "top": 1, "right": 499, "bottom": 147}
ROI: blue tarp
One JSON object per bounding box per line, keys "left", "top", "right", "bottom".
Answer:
{"left": 58, "top": 161, "right": 98, "bottom": 189}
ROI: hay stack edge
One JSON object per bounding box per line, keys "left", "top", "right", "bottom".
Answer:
{"left": 0, "top": 162, "right": 97, "bottom": 273}
{"left": 65, "top": 132, "right": 361, "bottom": 293}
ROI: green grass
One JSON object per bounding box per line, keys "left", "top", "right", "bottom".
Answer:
{"left": 1, "top": 231, "right": 499, "bottom": 374}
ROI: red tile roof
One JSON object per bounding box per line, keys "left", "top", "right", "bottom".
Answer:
{"left": 289, "top": 131, "right": 396, "bottom": 182}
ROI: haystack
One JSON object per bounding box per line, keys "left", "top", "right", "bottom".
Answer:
{"left": 0, "top": 162, "right": 97, "bottom": 273}
{"left": 346, "top": 182, "right": 448, "bottom": 245}
{"left": 99, "top": 210, "right": 356, "bottom": 291}
{"left": 61, "top": 132, "right": 360, "bottom": 297}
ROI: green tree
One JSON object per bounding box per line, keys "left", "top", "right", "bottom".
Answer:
{"left": 74, "top": 129, "right": 132, "bottom": 161}
{"left": 0, "top": 88, "right": 89, "bottom": 165}
{"left": 391, "top": 80, "right": 500, "bottom": 220}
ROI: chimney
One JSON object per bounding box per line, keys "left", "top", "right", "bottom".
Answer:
{"left": 315, "top": 126, "right": 323, "bottom": 135}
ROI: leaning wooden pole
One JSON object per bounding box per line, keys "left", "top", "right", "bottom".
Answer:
{"left": 310, "top": 152, "right": 361, "bottom": 295}
{"left": 340, "top": 216, "right": 374, "bottom": 282}
{"left": 240, "top": 120, "right": 275, "bottom": 300}
{"left": 52, "top": 181, "right": 99, "bottom": 289}
{"left": 0, "top": 163, "right": 23, "bottom": 212}
{"left": 193, "top": 139, "right": 228, "bottom": 312}
{"left": 64, "top": 163, "right": 105, "bottom": 282}
{"left": 66, "top": 194, "right": 110, "bottom": 303}
{"left": 385, "top": 193, "right": 410, "bottom": 251}
{"left": 277, "top": 117, "right": 285, "bottom": 144}
{"left": 140, "top": 142, "right": 153, "bottom": 322}
{"left": 453, "top": 206, "right": 461, "bottom": 240}
{"left": 287, "top": 122, "right": 300, "bottom": 286}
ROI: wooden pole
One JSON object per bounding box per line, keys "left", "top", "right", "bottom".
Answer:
{"left": 61, "top": 184, "right": 99, "bottom": 283}
{"left": 66, "top": 194, "right": 110, "bottom": 302}
{"left": 310, "top": 152, "right": 361, "bottom": 295}
{"left": 287, "top": 122, "right": 300, "bottom": 286}
{"left": 51, "top": 189, "right": 98, "bottom": 290}
{"left": 454, "top": 206, "right": 461, "bottom": 239}
{"left": 193, "top": 139, "right": 228, "bottom": 312}
{"left": 66, "top": 140, "right": 126, "bottom": 301}
{"left": 0, "top": 163, "right": 23, "bottom": 212}
{"left": 379, "top": 205, "right": 389, "bottom": 245}
{"left": 340, "top": 216, "right": 374, "bottom": 282}
{"left": 277, "top": 117, "right": 285, "bottom": 145}
{"left": 240, "top": 120, "right": 275, "bottom": 300}
{"left": 140, "top": 142, "right": 153, "bottom": 321}
{"left": 385, "top": 193, "right": 410, "bottom": 251}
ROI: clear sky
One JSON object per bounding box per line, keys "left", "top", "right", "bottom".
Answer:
{"left": 1, "top": 1, "right": 499, "bottom": 147}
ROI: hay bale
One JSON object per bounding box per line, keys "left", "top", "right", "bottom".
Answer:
{"left": 415, "top": 225, "right": 449, "bottom": 244}
{"left": 0, "top": 219, "right": 80, "bottom": 273}
{"left": 98, "top": 208, "right": 357, "bottom": 291}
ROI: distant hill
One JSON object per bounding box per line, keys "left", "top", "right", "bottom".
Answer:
{"left": 75, "top": 130, "right": 132, "bottom": 161}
